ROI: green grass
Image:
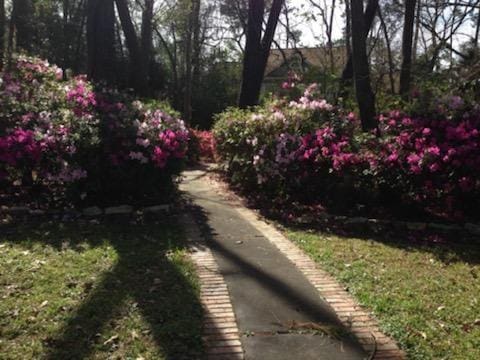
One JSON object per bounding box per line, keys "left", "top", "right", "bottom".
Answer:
{"left": 286, "top": 229, "right": 480, "bottom": 360}
{"left": 0, "top": 218, "right": 204, "bottom": 360}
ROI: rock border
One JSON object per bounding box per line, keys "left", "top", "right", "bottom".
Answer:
{"left": 0, "top": 204, "right": 172, "bottom": 221}
{"left": 297, "top": 214, "right": 480, "bottom": 237}
{"left": 2, "top": 201, "right": 479, "bottom": 237}
{"left": 180, "top": 213, "right": 245, "bottom": 360}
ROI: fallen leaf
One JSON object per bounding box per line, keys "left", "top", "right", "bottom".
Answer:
{"left": 40, "top": 300, "right": 49, "bottom": 308}
{"left": 103, "top": 335, "right": 119, "bottom": 345}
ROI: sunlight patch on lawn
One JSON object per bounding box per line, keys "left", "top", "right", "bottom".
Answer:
{"left": 286, "top": 230, "right": 480, "bottom": 359}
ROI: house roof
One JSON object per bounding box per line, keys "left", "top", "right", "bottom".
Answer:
{"left": 265, "top": 47, "right": 347, "bottom": 77}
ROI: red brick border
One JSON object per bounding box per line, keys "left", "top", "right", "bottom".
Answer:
{"left": 234, "top": 206, "right": 407, "bottom": 360}
{"left": 181, "top": 214, "right": 245, "bottom": 360}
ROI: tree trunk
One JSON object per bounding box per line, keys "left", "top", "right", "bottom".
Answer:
{"left": 62, "top": 0, "right": 70, "bottom": 79}
{"left": 72, "top": 2, "right": 87, "bottom": 73}
{"left": 192, "top": 0, "right": 201, "bottom": 92}
{"left": 115, "top": 0, "right": 148, "bottom": 94}
{"left": 238, "top": 0, "right": 264, "bottom": 108}
{"left": 350, "top": 0, "right": 377, "bottom": 132}
{"left": 413, "top": 0, "right": 421, "bottom": 62}
{"left": 239, "top": 0, "right": 284, "bottom": 108}
{"left": 345, "top": 0, "right": 351, "bottom": 59}
{"left": 155, "top": 26, "right": 178, "bottom": 105}
{"left": 399, "top": 0, "right": 416, "bottom": 97}
{"left": 475, "top": 5, "right": 480, "bottom": 49}
{"left": 183, "top": 0, "right": 194, "bottom": 123}
{"left": 140, "top": 0, "right": 154, "bottom": 95}
{"left": 87, "top": 0, "right": 116, "bottom": 84}
{"left": 378, "top": 7, "right": 395, "bottom": 94}
{"left": 341, "top": 0, "right": 378, "bottom": 82}
{"left": 0, "top": 0, "right": 5, "bottom": 69}
{"left": 11, "top": 0, "right": 34, "bottom": 53}
{"left": 7, "top": 4, "right": 15, "bottom": 66}
{"left": 328, "top": 0, "right": 336, "bottom": 73}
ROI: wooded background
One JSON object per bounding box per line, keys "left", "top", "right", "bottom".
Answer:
{"left": 2, "top": 0, "right": 480, "bottom": 129}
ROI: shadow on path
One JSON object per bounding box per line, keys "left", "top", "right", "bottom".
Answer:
{"left": 181, "top": 169, "right": 368, "bottom": 360}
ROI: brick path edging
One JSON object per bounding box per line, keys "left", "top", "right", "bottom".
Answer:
{"left": 180, "top": 213, "right": 245, "bottom": 360}
{"left": 234, "top": 206, "right": 407, "bottom": 360}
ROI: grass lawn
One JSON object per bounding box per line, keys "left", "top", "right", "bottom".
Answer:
{"left": 0, "top": 218, "right": 203, "bottom": 360}
{"left": 286, "top": 229, "right": 480, "bottom": 360}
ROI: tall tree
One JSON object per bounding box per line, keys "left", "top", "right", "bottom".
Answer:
{"left": 400, "top": 0, "right": 417, "bottom": 97}
{"left": 378, "top": 7, "right": 395, "bottom": 93}
{"left": 413, "top": 0, "right": 421, "bottom": 62}
{"left": 11, "top": 0, "right": 35, "bottom": 53}
{"left": 0, "top": 0, "right": 5, "bottom": 69}
{"left": 309, "top": 0, "right": 336, "bottom": 72}
{"left": 141, "top": 0, "right": 154, "bottom": 92}
{"left": 191, "top": 0, "right": 202, "bottom": 92}
{"left": 87, "top": 0, "right": 116, "bottom": 83}
{"left": 115, "top": 0, "right": 151, "bottom": 94}
{"left": 341, "top": 0, "right": 379, "bottom": 82}
{"left": 184, "top": 0, "right": 201, "bottom": 123}
{"left": 238, "top": 0, "right": 284, "bottom": 108}
{"left": 350, "top": 0, "right": 377, "bottom": 131}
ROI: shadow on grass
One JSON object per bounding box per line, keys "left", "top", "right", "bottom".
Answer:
{"left": 1, "top": 216, "right": 206, "bottom": 360}
{"left": 282, "top": 219, "right": 480, "bottom": 266}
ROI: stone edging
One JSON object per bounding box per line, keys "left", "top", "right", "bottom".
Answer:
{"left": 300, "top": 214, "right": 480, "bottom": 237}
{"left": 0, "top": 204, "right": 172, "bottom": 220}
{"left": 180, "top": 213, "right": 244, "bottom": 360}
{"left": 234, "top": 206, "right": 407, "bottom": 360}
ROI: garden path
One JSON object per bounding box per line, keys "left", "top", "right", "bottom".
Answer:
{"left": 180, "top": 167, "right": 370, "bottom": 360}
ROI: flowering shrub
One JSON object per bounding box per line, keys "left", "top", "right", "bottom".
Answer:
{"left": 188, "top": 129, "right": 216, "bottom": 162}
{"left": 0, "top": 56, "right": 189, "bottom": 206}
{"left": 214, "top": 84, "right": 480, "bottom": 221}
{"left": 377, "top": 107, "right": 480, "bottom": 218}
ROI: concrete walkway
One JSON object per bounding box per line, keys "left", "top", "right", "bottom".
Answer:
{"left": 180, "top": 168, "right": 369, "bottom": 360}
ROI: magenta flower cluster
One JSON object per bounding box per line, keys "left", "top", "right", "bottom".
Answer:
{"left": 132, "top": 110, "right": 189, "bottom": 169}
{"left": 66, "top": 75, "right": 97, "bottom": 116}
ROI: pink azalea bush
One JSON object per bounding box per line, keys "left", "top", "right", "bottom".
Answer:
{"left": 0, "top": 56, "right": 189, "bottom": 206}
{"left": 376, "top": 107, "right": 480, "bottom": 219}
{"left": 213, "top": 84, "right": 480, "bottom": 221}
{"left": 188, "top": 129, "right": 216, "bottom": 162}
